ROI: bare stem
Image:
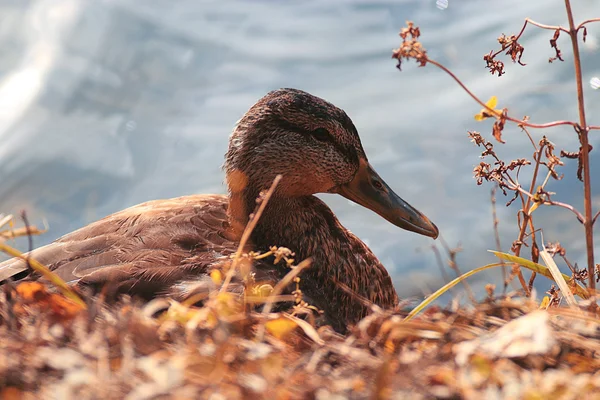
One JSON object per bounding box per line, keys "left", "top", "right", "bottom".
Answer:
{"left": 426, "top": 59, "right": 578, "bottom": 130}
{"left": 509, "top": 140, "right": 545, "bottom": 295}
{"left": 577, "top": 18, "right": 600, "bottom": 30}
{"left": 510, "top": 183, "right": 586, "bottom": 223}
{"left": 564, "top": 0, "right": 595, "bottom": 292}
{"left": 526, "top": 217, "right": 538, "bottom": 291}
{"left": 524, "top": 18, "right": 569, "bottom": 33}
{"left": 593, "top": 210, "right": 600, "bottom": 225}
{"left": 491, "top": 187, "right": 508, "bottom": 292}
{"left": 431, "top": 244, "right": 452, "bottom": 285}
{"left": 486, "top": 19, "right": 568, "bottom": 63}
{"left": 544, "top": 200, "right": 585, "bottom": 223}
{"left": 438, "top": 236, "right": 477, "bottom": 304}
{"left": 221, "top": 175, "right": 282, "bottom": 293}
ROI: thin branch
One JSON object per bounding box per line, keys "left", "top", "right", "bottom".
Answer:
{"left": 491, "top": 187, "right": 508, "bottom": 292}
{"left": 577, "top": 18, "right": 600, "bottom": 31}
{"left": 511, "top": 184, "right": 585, "bottom": 223}
{"left": 485, "top": 19, "right": 568, "bottom": 64}
{"left": 544, "top": 200, "right": 585, "bottom": 223}
{"left": 221, "top": 175, "right": 282, "bottom": 293}
{"left": 520, "top": 124, "right": 538, "bottom": 149}
{"left": 511, "top": 184, "right": 535, "bottom": 200}
{"left": 508, "top": 139, "right": 545, "bottom": 295}
{"left": 524, "top": 18, "right": 569, "bottom": 33}
{"left": 0, "top": 214, "right": 12, "bottom": 230}
{"left": 438, "top": 236, "right": 477, "bottom": 304}
{"left": 426, "top": 59, "right": 578, "bottom": 130}
{"left": 20, "top": 211, "right": 34, "bottom": 277}
{"left": 593, "top": 210, "right": 600, "bottom": 225}
{"left": 526, "top": 217, "right": 538, "bottom": 291}
{"left": 564, "top": 0, "right": 595, "bottom": 292}
{"left": 431, "top": 244, "right": 452, "bottom": 285}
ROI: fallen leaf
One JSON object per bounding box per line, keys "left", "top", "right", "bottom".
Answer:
{"left": 265, "top": 317, "right": 298, "bottom": 340}
{"left": 454, "top": 311, "right": 557, "bottom": 365}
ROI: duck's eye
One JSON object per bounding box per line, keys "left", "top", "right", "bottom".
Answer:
{"left": 311, "top": 127, "right": 331, "bottom": 142}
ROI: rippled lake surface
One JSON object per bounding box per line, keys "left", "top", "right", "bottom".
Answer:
{"left": 0, "top": 0, "right": 599, "bottom": 296}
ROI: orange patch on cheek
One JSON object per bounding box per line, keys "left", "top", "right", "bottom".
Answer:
{"left": 226, "top": 169, "right": 248, "bottom": 193}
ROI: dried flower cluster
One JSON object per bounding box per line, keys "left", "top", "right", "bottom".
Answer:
{"left": 545, "top": 241, "right": 592, "bottom": 283}
{"left": 483, "top": 34, "right": 526, "bottom": 76}
{"left": 391, "top": 21, "right": 428, "bottom": 70}
{"left": 468, "top": 131, "right": 531, "bottom": 202}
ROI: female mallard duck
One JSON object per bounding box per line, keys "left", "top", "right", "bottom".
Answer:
{"left": 0, "top": 88, "right": 438, "bottom": 332}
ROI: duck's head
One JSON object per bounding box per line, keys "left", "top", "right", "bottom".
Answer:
{"left": 225, "top": 88, "right": 438, "bottom": 239}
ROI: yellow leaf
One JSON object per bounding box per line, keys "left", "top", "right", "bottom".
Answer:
{"left": 474, "top": 96, "right": 501, "bottom": 121}
{"left": 215, "top": 292, "right": 241, "bottom": 316}
{"left": 210, "top": 269, "right": 222, "bottom": 285}
{"left": 265, "top": 317, "right": 298, "bottom": 340}
{"left": 486, "top": 96, "right": 498, "bottom": 109}
{"left": 490, "top": 251, "right": 589, "bottom": 299}
{"left": 528, "top": 202, "right": 540, "bottom": 215}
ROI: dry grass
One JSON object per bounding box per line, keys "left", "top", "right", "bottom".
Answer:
{"left": 1, "top": 280, "right": 600, "bottom": 399}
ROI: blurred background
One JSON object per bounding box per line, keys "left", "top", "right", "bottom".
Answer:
{"left": 0, "top": 0, "right": 599, "bottom": 297}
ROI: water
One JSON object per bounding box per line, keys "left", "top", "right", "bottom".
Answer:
{"left": 0, "top": 0, "right": 599, "bottom": 297}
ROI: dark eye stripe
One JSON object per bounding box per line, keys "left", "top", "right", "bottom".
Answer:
{"left": 269, "top": 116, "right": 307, "bottom": 136}
{"left": 270, "top": 116, "right": 358, "bottom": 164}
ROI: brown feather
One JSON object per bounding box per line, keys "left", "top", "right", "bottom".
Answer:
{"left": 0, "top": 195, "right": 235, "bottom": 291}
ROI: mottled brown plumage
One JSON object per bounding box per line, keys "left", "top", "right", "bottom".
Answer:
{"left": 0, "top": 88, "right": 438, "bottom": 333}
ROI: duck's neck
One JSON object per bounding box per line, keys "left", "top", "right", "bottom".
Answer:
{"left": 228, "top": 186, "right": 399, "bottom": 331}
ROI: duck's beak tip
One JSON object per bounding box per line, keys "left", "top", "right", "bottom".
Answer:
{"left": 403, "top": 211, "right": 439, "bottom": 239}
{"left": 425, "top": 220, "right": 439, "bottom": 240}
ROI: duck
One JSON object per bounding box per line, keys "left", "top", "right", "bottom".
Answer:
{"left": 0, "top": 88, "right": 438, "bottom": 333}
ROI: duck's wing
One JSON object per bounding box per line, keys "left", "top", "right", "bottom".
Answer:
{"left": 0, "top": 194, "right": 237, "bottom": 297}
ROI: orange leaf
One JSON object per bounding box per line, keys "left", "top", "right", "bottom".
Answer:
{"left": 265, "top": 317, "right": 298, "bottom": 340}
{"left": 16, "top": 281, "right": 48, "bottom": 302}
{"left": 47, "top": 293, "right": 85, "bottom": 319}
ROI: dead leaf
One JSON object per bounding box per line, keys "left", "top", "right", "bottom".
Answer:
{"left": 265, "top": 317, "right": 298, "bottom": 340}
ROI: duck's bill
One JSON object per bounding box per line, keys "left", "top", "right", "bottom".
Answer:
{"left": 334, "top": 160, "right": 439, "bottom": 239}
